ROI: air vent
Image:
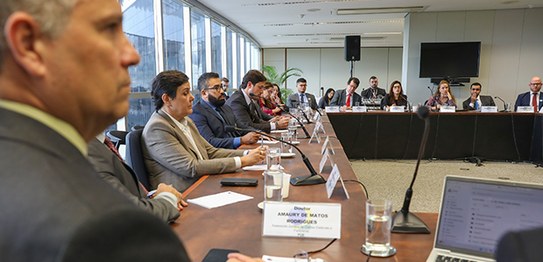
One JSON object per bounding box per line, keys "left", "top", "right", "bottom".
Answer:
{"left": 264, "top": 18, "right": 402, "bottom": 27}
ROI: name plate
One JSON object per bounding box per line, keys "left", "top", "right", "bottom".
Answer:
{"left": 325, "top": 106, "right": 340, "bottom": 113}
{"left": 517, "top": 106, "right": 535, "bottom": 113}
{"left": 439, "top": 105, "right": 456, "bottom": 112}
{"left": 262, "top": 202, "right": 341, "bottom": 239}
{"left": 480, "top": 106, "right": 498, "bottom": 113}
{"left": 352, "top": 106, "right": 367, "bottom": 112}
{"left": 389, "top": 105, "right": 405, "bottom": 112}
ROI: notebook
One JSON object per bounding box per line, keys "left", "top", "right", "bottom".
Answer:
{"left": 426, "top": 176, "right": 543, "bottom": 262}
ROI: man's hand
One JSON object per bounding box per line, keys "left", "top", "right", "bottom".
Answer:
{"left": 275, "top": 117, "right": 290, "bottom": 129}
{"left": 240, "top": 132, "right": 260, "bottom": 145}
{"left": 155, "top": 183, "right": 186, "bottom": 210}
{"left": 241, "top": 146, "right": 266, "bottom": 166}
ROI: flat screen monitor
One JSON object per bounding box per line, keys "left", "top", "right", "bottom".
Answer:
{"left": 419, "top": 42, "right": 481, "bottom": 78}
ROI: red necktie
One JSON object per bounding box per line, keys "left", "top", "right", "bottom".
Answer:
{"left": 346, "top": 94, "right": 351, "bottom": 107}
{"left": 532, "top": 93, "right": 538, "bottom": 112}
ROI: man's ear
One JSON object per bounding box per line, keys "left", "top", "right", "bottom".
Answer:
{"left": 3, "top": 12, "right": 47, "bottom": 76}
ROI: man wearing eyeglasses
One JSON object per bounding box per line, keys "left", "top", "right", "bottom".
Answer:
{"left": 462, "top": 82, "right": 495, "bottom": 111}
{"left": 190, "top": 72, "right": 260, "bottom": 149}
{"left": 514, "top": 76, "right": 543, "bottom": 112}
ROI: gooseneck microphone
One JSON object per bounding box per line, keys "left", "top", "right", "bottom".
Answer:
{"left": 276, "top": 104, "right": 311, "bottom": 138}
{"left": 391, "top": 106, "right": 431, "bottom": 234}
{"left": 494, "top": 96, "right": 507, "bottom": 111}
{"left": 290, "top": 99, "right": 312, "bottom": 123}
{"left": 225, "top": 126, "right": 325, "bottom": 186}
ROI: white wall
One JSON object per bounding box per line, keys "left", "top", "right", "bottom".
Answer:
{"left": 262, "top": 47, "right": 403, "bottom": 97}
{"left": 403, "top": 8, "right": 543, "bottom": 107}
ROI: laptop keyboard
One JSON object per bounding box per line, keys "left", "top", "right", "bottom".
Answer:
{"left": 435, "top": 255, "right": 477, "bottom": 262}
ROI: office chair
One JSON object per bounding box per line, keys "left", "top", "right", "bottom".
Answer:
{"left": 125, "top": 129, "right": 151, "bottom": 191}
{"left": 131, "top": 125, "right": 144, "bottom": 131}
{"left": 106, "top": 130, "right": 128, "bottom": 150}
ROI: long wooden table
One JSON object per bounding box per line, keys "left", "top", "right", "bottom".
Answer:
{"left": 172, "top": 120, "right": 437, "bottom": 261}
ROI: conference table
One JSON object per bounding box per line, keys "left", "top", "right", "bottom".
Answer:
{"left": 327, "top": 111, "right": 543, "bottom": 163}
{"left": 171, "top": 119, "right": 438, "bottom": 261}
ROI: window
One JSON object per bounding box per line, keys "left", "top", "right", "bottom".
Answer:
{"left": 162, "top": 0, "right": 185, "bottom": 72}
{"left": 211, "top": 20, "right": 222, "bottom": 74}
{"left": 122, "top": 0, "right": 156, "bottom": 130}
{"left": 191, "top": 10, "right": 206, "bottom": 89}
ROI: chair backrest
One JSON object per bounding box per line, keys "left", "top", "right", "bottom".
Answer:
{"left": 106, "top": 130, "right": 128, "bottom": 150}
{"left": 125, "top": 129, "right": 151, "bottom": 190}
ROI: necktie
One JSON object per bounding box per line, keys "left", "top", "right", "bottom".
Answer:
{"left": 104, "top": 137, "right": 123, "bottom": 160}
{"left": 300, "top": 93, "right": 305, "bottom": 104}
{"left": 533, "top": 93, "right": 538, "bottom": 112}
{"left": 249, "top": 102, "right": 259, "bottom": 120}
{"left": 346, "top": 94, "right": 351, "bottom": 107}
{"left": 474, "top": 99, "right": 479, "bottom": 110}
{"left": 214, "top": 107, "right": 226, "bottom": 124}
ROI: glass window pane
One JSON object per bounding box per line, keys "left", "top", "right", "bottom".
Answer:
{"left": 128, "top": 97, "right": 155, "bottom": 130}
{"left": 191, "top": 10, "right": 206, "bottom": 88}
{"left": 162, "top": 0, "right": 185, "bottom": 72}
{"left": 122, "top": 0, "right": 155, "bottom": 130}
{"left": 237, "top": 35, "right": 244, "bottom": 85}
{"left": 226, "top": 28, "right": 234, "bottom": 88}
{"left": 123, "top": 0, "right": 155, "bottom": 93}
{"left": 211, "top": 20, "right": 222, "bottom": 74}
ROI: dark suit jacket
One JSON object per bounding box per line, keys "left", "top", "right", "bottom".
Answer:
{"left": 462, "top": 95, "right": 496, "bottom": 110}
{"left": 514, "top": 91, "right": 543, "bottom": 111}
{"left": 226, "top": 90, "right": 272, "bottom": 133}
{"left": 88, "top": 138, "right": 180, "bottom": 222}
{"left": 189, "top": 100, "right": 247, "bottom": 149}
{"left": 330, "top": 89, "right": 362, "bottom": 106}
{"left": 286, "top": 92, "right": 318, "bottom": 110}
{"left": 0, "top": 108, "right": 189, "bottom": 262}
{"left": 360, "top": 87, "right": 387, "bottom": 99}
{"left": 496, "top": 227, "right": 543, "bottom": 262}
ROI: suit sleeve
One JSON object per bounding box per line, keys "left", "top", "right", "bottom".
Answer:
{"left": 514, "top": 94, "right": 524, "bottom": 110}
{"left": 309, "top": 94, "right": 318, "bottom": 110}
{"left": 330, "top": 91, "right": 341, "bottom": 106}
{"left": 227, "top": 94, "right": 271, "bottom": 133}
{"left": 462, "top": 98, "right": 473, "bottom": 110}
{"left": 62, "top": 208, "right": 190, "bottom": 262}
{"left": 189, "top": 112, "right": 236, "bottom": 149}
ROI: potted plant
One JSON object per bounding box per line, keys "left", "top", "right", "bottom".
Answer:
{"left": 262, "top": 65, "right": 303, "bottom": 103}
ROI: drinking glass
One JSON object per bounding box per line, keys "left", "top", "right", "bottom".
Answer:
{"left": 361, "top": 199, "right": 396, "bottom": 257}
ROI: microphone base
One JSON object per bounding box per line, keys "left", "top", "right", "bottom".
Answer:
{"left": 290, "top": 174, "right": 326, "bottom": 186}
{"left": 391, "top": 211, "right": 431, "bottom": 234}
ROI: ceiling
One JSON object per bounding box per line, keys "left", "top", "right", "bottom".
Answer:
{"left": 195, "top": 0, "right": 543, "bottom": 48}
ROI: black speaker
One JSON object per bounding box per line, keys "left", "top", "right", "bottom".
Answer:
{"left": 345, "top": 35, "right": 361, "bottom": 61}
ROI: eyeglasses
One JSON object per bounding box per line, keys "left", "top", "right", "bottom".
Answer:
{"left": 205, "top": 84, "right": 223, "bottom": 92}
{"left": 530, "top": 83, "right": 542, "bottom": 86}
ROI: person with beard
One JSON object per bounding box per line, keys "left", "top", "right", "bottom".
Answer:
{"left": 190, "top": 72, "right": 260, "bottom": 149}
{"left": 142, "top": 70, "right": 266, "bottom": 192}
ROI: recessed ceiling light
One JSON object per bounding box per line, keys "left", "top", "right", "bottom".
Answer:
{"left": 307, "top": 8, "right": 321, "bottom": 12}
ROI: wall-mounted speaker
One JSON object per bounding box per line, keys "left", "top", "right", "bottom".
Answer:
{"left": 345, "top": 35, "right": 361, "bottom": 61}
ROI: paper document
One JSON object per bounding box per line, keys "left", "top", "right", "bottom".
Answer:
{"left": 257, "top": 140, "right": 280, "bottom": 145}
{"left": 242, "top": 164, "right": 283, "bottom": 171}
{"left": 187, "top": 191, "right": 253, "bottom": 209}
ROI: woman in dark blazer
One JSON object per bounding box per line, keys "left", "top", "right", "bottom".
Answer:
{"left": 318, "top": 88, "right": 335, "bottom": 109}
{"left": 380, "top": 80, "right": 408, "bottom": 110}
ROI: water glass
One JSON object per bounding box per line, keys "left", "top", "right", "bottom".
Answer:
{"left": 281, "top": 132, "right": 293, "bottom": 153}
{"left": 361, "top": 199, "right": 396, "bottom": 257}
{"left": 263, "top": 170, "right": 283, "bottom": 202}
{"left": 266, "top": 147, "right": 281, "bottom": 171}
{"left": 288, "top": 118, "right": 298, "bottom": 142}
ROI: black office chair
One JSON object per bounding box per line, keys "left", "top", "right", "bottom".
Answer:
{"left": 131, "top": 125, "right": 144, "bottom": 131}
{"left": 106, "top": 130, "right": 128, "bottom": 150}
{"left": 126, "top": 129, "right": 151, "bottom": 191}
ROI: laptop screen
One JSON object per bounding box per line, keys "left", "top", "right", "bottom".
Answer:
{"left": 435, "top": 176, "right": 543, "bottom": 258}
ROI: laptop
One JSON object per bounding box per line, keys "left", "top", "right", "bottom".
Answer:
{"left": 426, "top": 176, "right": 543, "bottom": 262}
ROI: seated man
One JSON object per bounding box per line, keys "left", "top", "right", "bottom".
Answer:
{"left": 190, "top": 72, "right": 260, "bottom": 149}
{"left": 330, "top": 77, "right": 362, "bottom": 111}
{"left": 226, "top": 70, "right": 289, "bottom": 133}
{"left": 142, "top": 70, "right": 266, "bottom": 192}
{"left": 462, "top": 82, "right": 496, "bottom": 110}
{"left": 286, "top": 78, "right": 318, "bottom": 110}
{"left": 360, "top": 76, "right": 386, "bottom": 100}
{"left": 514, "top": 76, "right": 542, "bottom": 112}
{"left": 88, "top": 135, "right": 186, "bottom": 222}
